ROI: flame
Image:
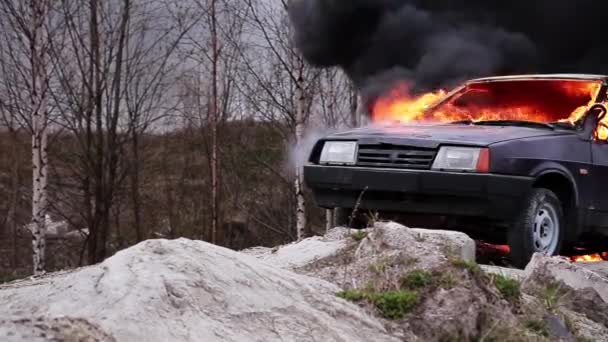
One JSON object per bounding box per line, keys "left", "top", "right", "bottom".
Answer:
{"left": 571, "top": 252, "right": 608, "bottom": 262}
{"left": 372, "top": 85, "right": 447, "bottom": 122}
{"left": 371, "top": 80, "right": 602, "bottom": 135}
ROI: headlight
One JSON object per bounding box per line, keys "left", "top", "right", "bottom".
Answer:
{"left": 319, "top": 141, "right": 358, "bottom": 165}
{"left": 432, "top": 146, "right": 490, "bottom": 172}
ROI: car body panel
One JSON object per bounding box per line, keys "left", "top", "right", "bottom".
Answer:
{"left": 326, "top": 124, "right": 575, "bottom": 148}
{"left": 305, "top": 165, "right": 533, "bottom": 220}
{"left": 468, "top": 74, "right": 608, "bottom": 83}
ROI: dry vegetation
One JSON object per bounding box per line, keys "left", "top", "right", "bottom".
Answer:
{"left": 0, "top": 0, "right": 359, "bottom": 277}
{"left": 0, "top": 122, "right": 330, "bottom": 277}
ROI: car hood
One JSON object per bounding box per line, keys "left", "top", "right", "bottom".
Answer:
{"left": 326, "top": 123, "right": 575, "bottom": 148}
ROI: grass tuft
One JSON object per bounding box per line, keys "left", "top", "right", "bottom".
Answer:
{"left": 337, "top": 288, "right": 419, "bottom": 320}
{"left": 372, "top": 290, "right": 419, "bottom": 319}
{"left": 350, "top": 231, "right": 368, "bottom": 242}
{"left": 336, "top": 289, "right": 368, "bottom": 302}
{"left": 542, "top": 283, "right": 569, "bottom": 311}
{"left": 450, "top": 258, "right": 482, "bottom": 274}
{"left": 400, "top": 270, "right": 433, "bottom": 290}
{"left": 494, "top": 275, "right": 521, "bottom": 301}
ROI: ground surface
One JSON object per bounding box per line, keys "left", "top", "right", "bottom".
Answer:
{"left": 0, "top": 222, "right": 607, "bottom": 341}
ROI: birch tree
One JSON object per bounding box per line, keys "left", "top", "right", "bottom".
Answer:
{"left": 30, "top": 0, "right": 50, "bottom": 274}
{"left": 231, "top": 0, "right": 323, "bottom": 240}
{"left": 209, "top": 0, "right": 220, "bottom": 244}
{"left": 293, "top": 59, "right": 307, "bottom": 240}
{"left": 0, "top": 0, "right": 52, "bottom": 275}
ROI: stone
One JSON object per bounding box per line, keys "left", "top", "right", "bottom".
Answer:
{"left": 523, "top": 253, "right": 608, "bottom": 303}
{"left": 0, "top": 239, "right": 398, "bottom": 342}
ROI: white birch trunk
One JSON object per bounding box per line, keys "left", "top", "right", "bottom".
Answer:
{"left": 295, "top": 73, "right": 306, "bottom": 241}
{"left": 210, "top": 0, "right": 219, "bottom": 245}
{"left": 30, "top": 0, "right": 50, "bottom": 276}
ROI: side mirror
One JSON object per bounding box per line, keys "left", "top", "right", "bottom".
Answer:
{"left": 582, "top": 104, "right": 607, "bottom": 139}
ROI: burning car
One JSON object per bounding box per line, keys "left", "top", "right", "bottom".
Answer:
{"left": 304, "top": 74, "right": 608, "bottom": 267}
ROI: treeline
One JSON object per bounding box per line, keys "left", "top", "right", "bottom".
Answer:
{"left": 0, "top": 0, "right": 361, "bottom": 276}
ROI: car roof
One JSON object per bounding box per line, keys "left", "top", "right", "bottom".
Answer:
{"left": 468, "top": 74, "right": 608, "bottom": 83}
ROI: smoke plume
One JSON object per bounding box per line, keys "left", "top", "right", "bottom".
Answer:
{"left": 288, "top": 0, "right": 608, "bottom": 106}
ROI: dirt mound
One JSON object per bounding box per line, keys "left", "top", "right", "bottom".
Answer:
{"left": 264, "top": 222, "right": 608, "bottom": 341}
{"left": 1, "top": 222, "right": 607, "bottom": 341}
{"left": 0, "top": 239, "right": 397, "bottom": 342}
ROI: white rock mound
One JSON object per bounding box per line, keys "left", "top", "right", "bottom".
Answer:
{"left": 243, "top": 227, "right": 352, "bottom": 269}
{"left": 0, "top": 239, "right": 398, "bottom": 342}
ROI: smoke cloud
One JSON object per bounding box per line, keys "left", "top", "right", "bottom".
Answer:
{"left": 288, "top": 0, "right": 608, "bottom": 106}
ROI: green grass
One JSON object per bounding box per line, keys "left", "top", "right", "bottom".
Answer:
{"left": 542, "top": 283, "right": 569, "bottom": 311}
{"left": 336, "top": 289, "right": 368, "bottom": 302}
{"left": 372, "top": 290, "right": 419, "bottom": 319}
{"left": 350, "top": 231, "right": 368, "bottom": 242}
{"left": 450, "top": 258, "right": 482, "bottom": 274}
{"left": 337, "top": 288, "right": 419, "bottom": 320}
{"left": 400, "top": 270, "right": 433, "bottom": 289}
{"left": 494, "top": 275, "right": 521, "bottom": 301}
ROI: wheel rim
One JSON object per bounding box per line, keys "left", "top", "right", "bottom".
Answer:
{"left": 532, "top": 203, "right": 560, "bottom": 254}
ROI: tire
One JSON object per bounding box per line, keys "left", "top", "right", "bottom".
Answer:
{"left": 335, "top": 208, "right": 350, "bottom": 227}
{"left": 334, "top": 207, "right": 368, "bottom": 229}
{"left": 508, "top": 188, "right": 564, "bottom": 268}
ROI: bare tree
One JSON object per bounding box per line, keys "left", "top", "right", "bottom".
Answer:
{"left": 232, "top": 0, "right": 328, "bottom": 240}
{"left": 180, "top": 0, "right": 248, "bottom": 243}
{"left": 0, "top": 0, "right": 53, "bottom": 275}
{"left": 46, "top": 0, "right": 193, "bottom": 263}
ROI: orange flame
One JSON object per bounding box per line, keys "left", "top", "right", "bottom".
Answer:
{"left": 571, "top": 252, "right": 608, "bottom": 263}
{"left": 371, "top": 80, "right": 602, "bottom": 134}
{"left": 373, "top": 85, "right": 447, "bottom": 122}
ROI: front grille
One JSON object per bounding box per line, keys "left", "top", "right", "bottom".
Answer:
{"left": 356, "top": 144, "right": 437, "bottom": 169}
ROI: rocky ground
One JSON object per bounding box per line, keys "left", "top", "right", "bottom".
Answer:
{"left": 0, "top": 222, "right": 607, "bottom": 341}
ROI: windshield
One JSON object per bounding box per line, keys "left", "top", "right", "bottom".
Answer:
{"left": 427, "top": 79, "right": 601, "bottom": 124}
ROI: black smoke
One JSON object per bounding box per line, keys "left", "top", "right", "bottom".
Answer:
{"left": 288, "top": 0, "right": 608, "bottom": 101}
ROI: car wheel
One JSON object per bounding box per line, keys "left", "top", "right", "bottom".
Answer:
{"left": 335, "top": 208, "right": 350, "bottom": 227}
{"left": 334, "top": 207, "right": 368, "bottom": 229}
{"left": 508, "top": 188, "right": 564, "bottom": 268}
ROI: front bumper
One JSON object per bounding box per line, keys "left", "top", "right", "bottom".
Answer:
{"left": 304, "top": 165, "right": 534, "bottom": 220}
